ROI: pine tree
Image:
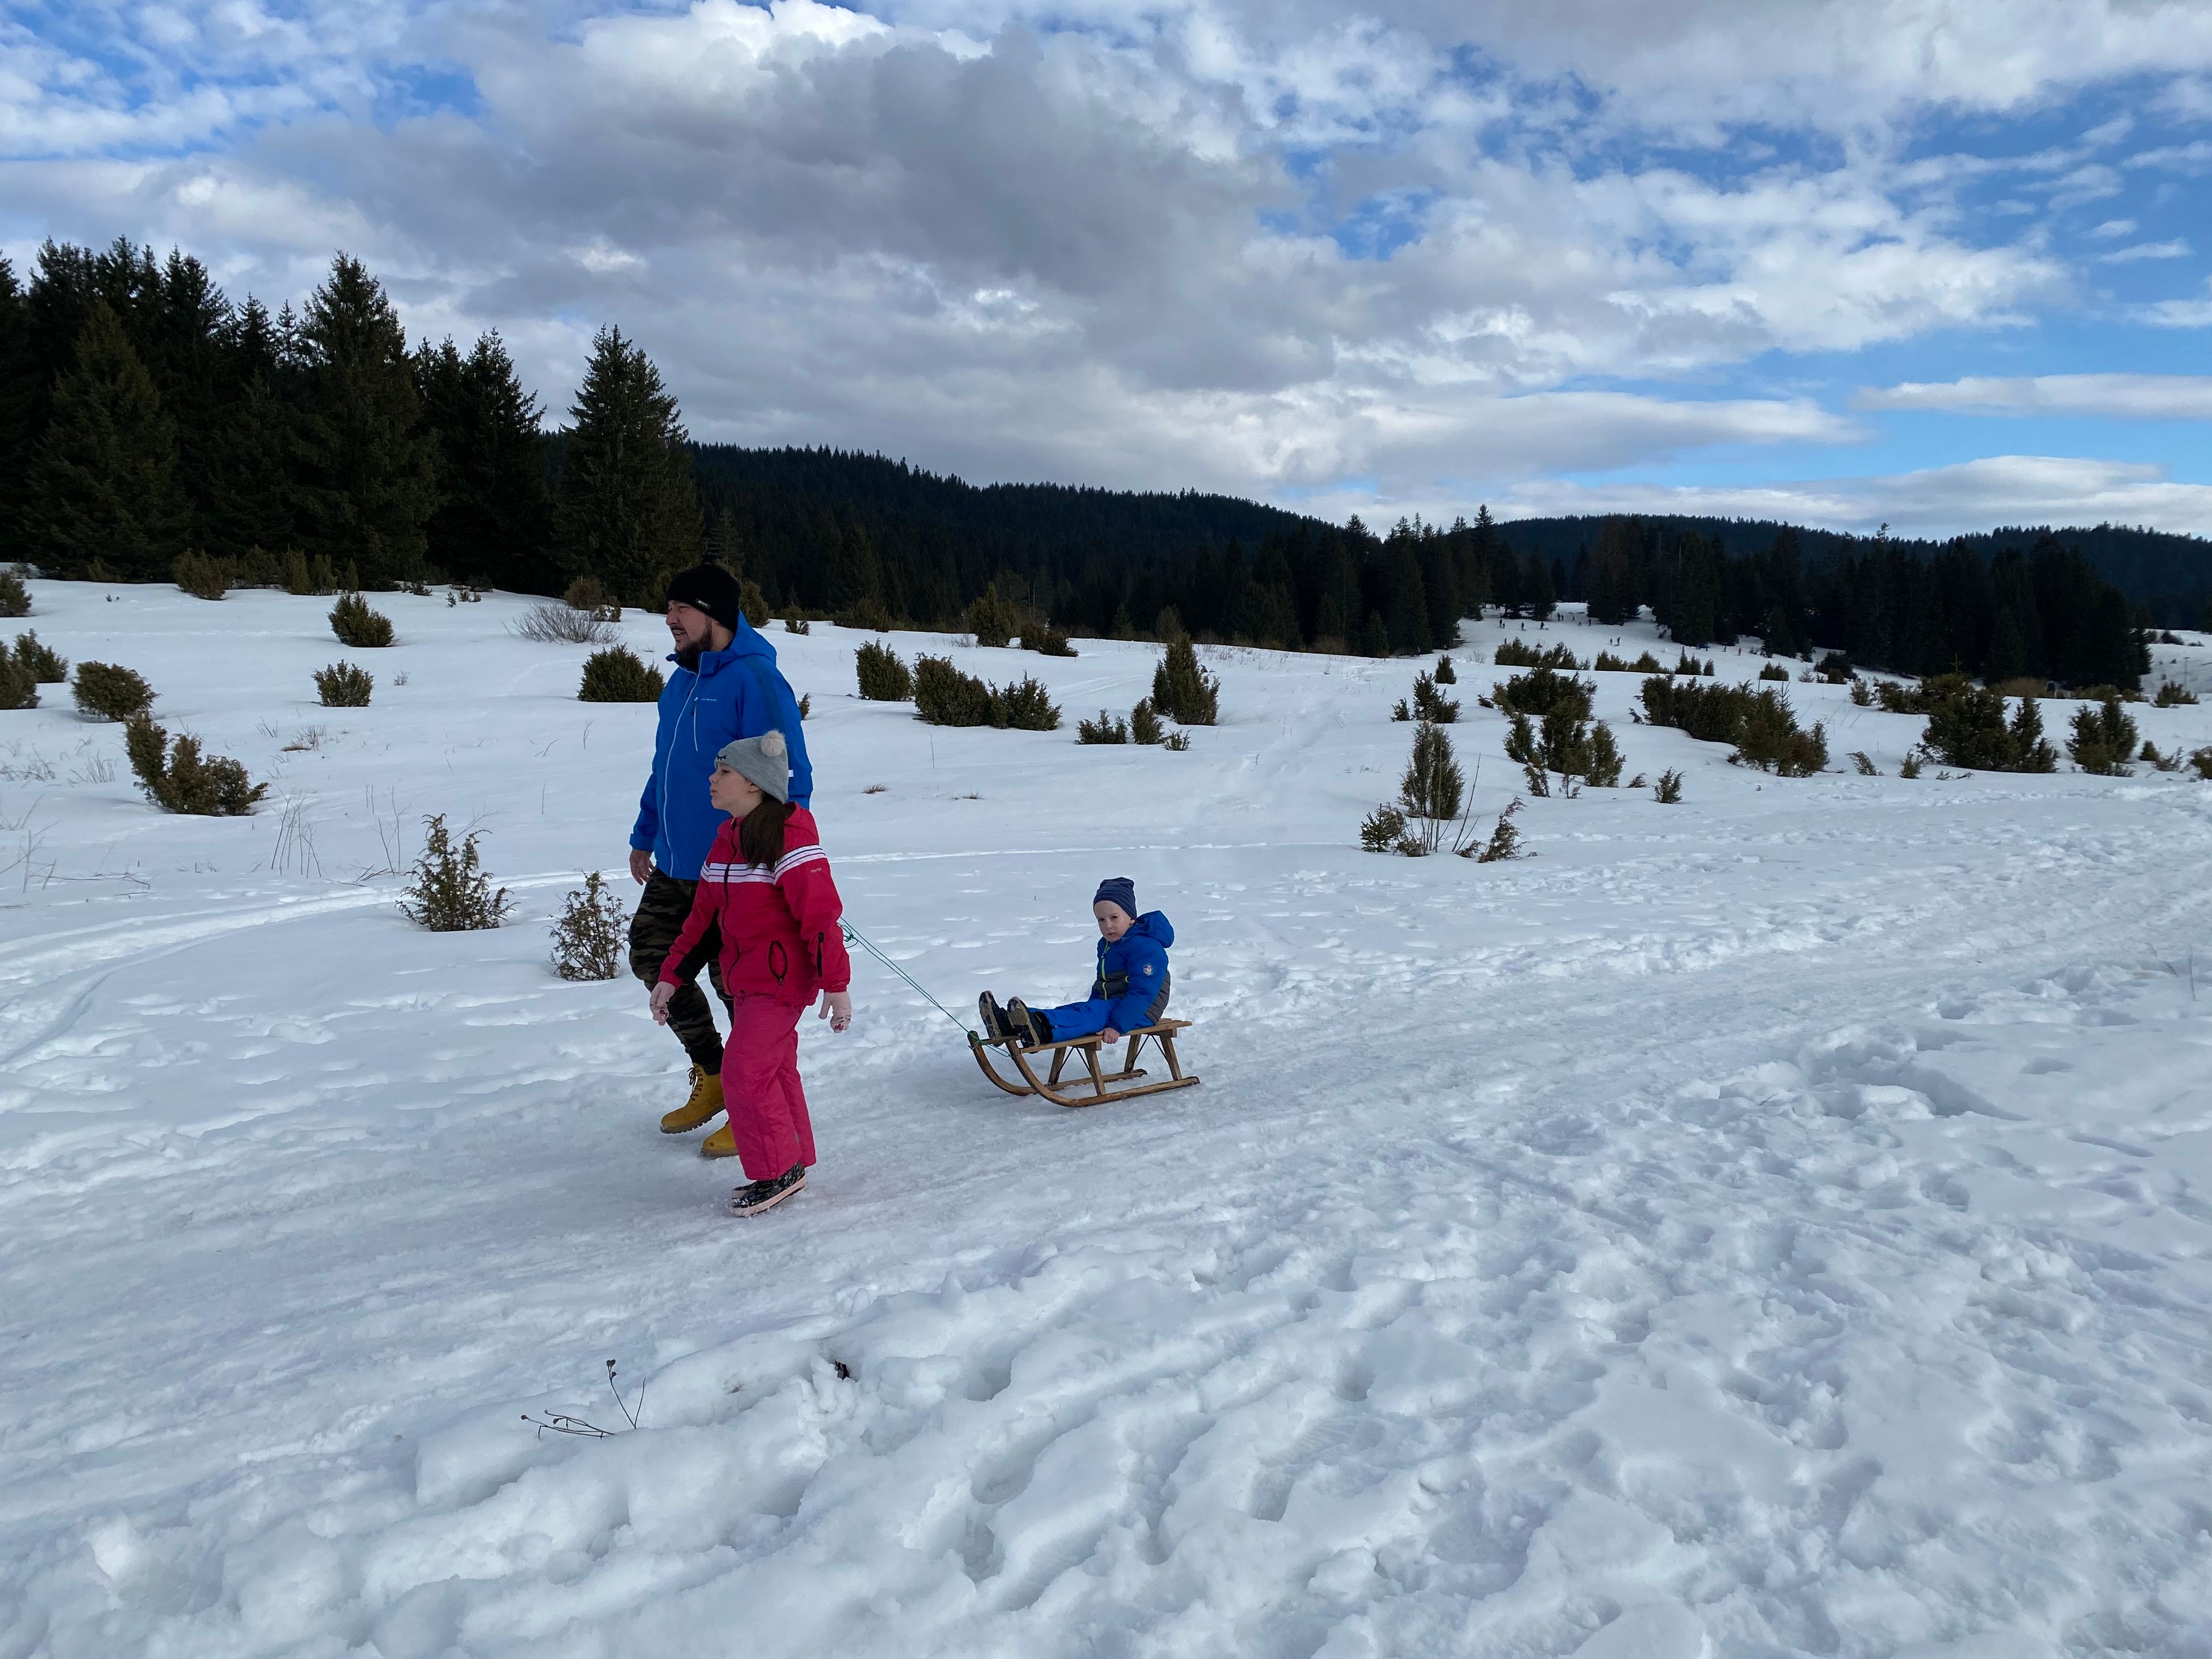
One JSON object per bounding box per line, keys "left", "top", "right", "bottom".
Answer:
{"left": 553, "top": 325, "right": 700, "bottom": 604}
{"left": 1384, "top": 535, "right": 1430, "bottom": 653}
{"left": 830, "top": 522, "right": 889, "bottom": 625}
{"left": 0, "top": 258, "right": 33, "bottom": 543}
{"left": 1524, "top": 551, "right": 1556, "bottom": 622}
{"left": 1588, "top": 517, "right": 1638, "bottom": 626}
{"left": 295, "top": 255, "right": 437, "bottom": 587}
{"left": 25, "top": 299, "right": 187, "bottom": 578}
{"left": 419, "top": 330, "right": 554, "bottom": 591}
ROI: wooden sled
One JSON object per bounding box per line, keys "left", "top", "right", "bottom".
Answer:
{"left": 970, "top": 1018, "right": 1200, "bottom": 1109}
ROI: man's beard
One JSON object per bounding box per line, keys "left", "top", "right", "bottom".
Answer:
{"left": 673, "top": 640, "right": 703, "bottom": 672}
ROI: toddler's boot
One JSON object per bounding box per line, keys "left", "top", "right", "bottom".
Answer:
{"left": 660, "top": 1065, "right": 724, "bottom": 1135}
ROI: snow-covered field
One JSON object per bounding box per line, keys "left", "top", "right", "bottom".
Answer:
{"left": 5, "top": 579, "right": 2212, "bottom": 1659}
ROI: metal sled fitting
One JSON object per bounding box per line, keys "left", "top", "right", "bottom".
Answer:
{"left": 970, "top": 1020, "right": 1200, "bottom": 1108}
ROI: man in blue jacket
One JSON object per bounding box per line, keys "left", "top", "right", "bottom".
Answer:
{"left": 627, "top": 560, "right": 813, "bottom": 1151}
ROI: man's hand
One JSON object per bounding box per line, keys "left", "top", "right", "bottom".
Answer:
{"left": 819, "top": 990, "right": 853, "bottom": 1032}
{"left": 629, "top": 848, "right": 653, "bottom": 885}
{"left": 650, "top": 983, "right": 675, "bottom": 1025}
{"left": 1100, "top": 1027, "right": 1122, "bottom": 1045}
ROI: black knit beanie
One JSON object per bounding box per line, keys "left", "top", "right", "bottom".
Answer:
{"left": 665, "top": 561, "right": 744, "bottom": 629}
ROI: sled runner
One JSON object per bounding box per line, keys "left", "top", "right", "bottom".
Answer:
{"left": 970, "top": 1019, "right": 1200, "bottom": 1108}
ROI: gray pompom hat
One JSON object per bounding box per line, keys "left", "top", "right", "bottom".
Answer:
{"left": 714, "top": 729, "right": 791, "bottom": 803}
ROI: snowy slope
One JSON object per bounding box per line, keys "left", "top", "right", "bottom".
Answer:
{"left": 3, "top": 581, "right": 2211, "bottom": 1659}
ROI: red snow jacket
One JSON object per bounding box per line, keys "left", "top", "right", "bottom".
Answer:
{"left": 660, "top": 808, "right": 851, "bottom": 1008}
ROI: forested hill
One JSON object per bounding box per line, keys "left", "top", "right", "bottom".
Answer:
{"left": 1496, "top": 516, "right": 2212, "bottom": 625}
{"left": 689, "top": 449, "right": 2209, "bottom": 624}
{"left": 689, "top": 447, "right": 1317, "bottom": 567}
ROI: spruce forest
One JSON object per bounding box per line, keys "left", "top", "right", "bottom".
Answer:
{"left": 0, "top": 237, "right": 2165, "bottom": 690}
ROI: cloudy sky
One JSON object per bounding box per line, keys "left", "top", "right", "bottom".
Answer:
{"left": 6, "top": 0, "right": 2212, "bottom": 536}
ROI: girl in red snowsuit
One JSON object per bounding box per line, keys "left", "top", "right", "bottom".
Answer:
{"left": 654, "top": 730, "right": 851, "bottom": 1215}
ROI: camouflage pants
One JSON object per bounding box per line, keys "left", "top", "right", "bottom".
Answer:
{"left": 629, "top": 871, "right": 730, "bottom": 1073}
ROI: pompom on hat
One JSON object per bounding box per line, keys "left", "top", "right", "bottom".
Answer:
{"left": 714, "top": 729, "right": 791, "bottom": 802}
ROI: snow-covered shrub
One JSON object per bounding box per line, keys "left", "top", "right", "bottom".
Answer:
{"left": 1652, "top": 768, "right": 1684, "bottom": 804}
{"left": 1162, "top": 730, "right": 1191, "bottom": 751}
{"left": 1849, "top": 678, "right": 1873, "bottom": 706}
{"left": 563, "top": 576, "right": 620, "bottom": 620}
{"left": 965, "top": 585, "right": 1017, "bottom": 647}
{"left": 1495, "top": 639, "right": 1577, "bottom": 670}
{"left": 783, "top": 609, "right": 810, "bottom": 635}
{"left": 1021, "top": 625, "right": 1077, "bottom": 657}
{"left": 2141, "top": 741, "right": 2180, "bottom": 772}
{"left": 0, "top": 653, "right": 35, "bottom": 710}
{"left": 2067, "top": 696, "right": 2139, "bottom": 775}
{"left": 1152, "top": 635, "right": 1219, "bottom": 725}
{"left": 1643, "top": 677, "right": 1822, "bottom": 774}
{"left": 1362, "top": 724, "right": 1475, "bottom": 856}
{"left": 0, "top": 567, "right": 29, "bottom": 618}
{"left": 1758, "top": 662, "right": 1790, "bottom": 681}
{"left": 13, "top": 632, "right": 67, "bottom": 683}
{"left": 550, "top": 872, "right": 627, "bottom": 980}
{"left": 578, "top": 645, "right": 665, "bottom": 703}
{"left": 1411, "top": 671, "right": 1459, "bottom": 724}
{"left": 1920, "top": 675, "right": 2055, "bottom": 772}
{"left": 1434, "top": 654, "right": 1457, "bottom": 685}
{"left": 1358, "top": 802, "right": 1408, "bottom": 853}
{"left": 124, "top": 716, "right": 266, "bottom": 815}
{"left": 1849, "top": 751, "right": 1878, "bottom": 775}
{"left": 740, "top": 579, "right": 770, "bottom": 627}
{"left": 1593, "top": 651, "right": 1632, "bottom": 672}
{"left": 854, "top": 641, "right": 914, "bottom": 701}
{"left": 1077, "top": 710, "right": 1129, "bottom": 744}
{"left": 514, "top": 600, "right": 613, "bottom": 645}
{"left": 914, "top": 656, "right": 995, "bottom": 726}
{"left": 73, "top": 661, "right": 154, "bottom": 721}
{"left": 1817, "top": 652, "right": 1854, "bottom": 683}
{"left": 173, "top": 550, "right": 229, "bottom": 600}
{"left": 1473, "top": 798, "right": 1529, "bottom": 859}
{"left": 1130, "top": 698, "right": 1164, "bottom": 745}
{"left": 399, "top": 814, "right": 512, "bottom": 931}
{"left": 1673, "top": 652, "right": 1712, "bottom": 677}
{"left": 1494, "top": 665, "right": 1593, "bottom": 721}
{"left": 331, "top": 592, "right": 396, "bottom": 648}
{"left": 1731, "top": 691, "right": 1827, "bottom": 777}
{"left": 2154, "top": 681, "right": 2198, "bottom": 707}
{"left": 315, "top": 661, "right": 374, "bottom": 707}
{"left": 283, "top": 550, "right": 339, "bottom": 596}
{"left": 2189, "top": 746, "right": 2212, "bottom": 781}
{"left": 997, "top": 676, "right": 1061, "bottom": 732}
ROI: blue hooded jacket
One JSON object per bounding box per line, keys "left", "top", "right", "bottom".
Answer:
{"left": 1090, "top": 911, "right": 1174, "bottom": 1031}
{"left": 631, "top": 619, "right": 813, "bottom": 882}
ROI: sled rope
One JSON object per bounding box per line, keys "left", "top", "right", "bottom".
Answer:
{"left": 842, "top": 922, "right": 975, "bottom": 1035}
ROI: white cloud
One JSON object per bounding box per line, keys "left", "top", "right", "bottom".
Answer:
{"left": 0, "top": 0, "right": 2206, "bottom": 512}
{"left": 1493, "top": 456, "right": 2212, "bottom": 539}
{"left": 1856, "top": 374, "right": 2212, "bottom": 418}
{"left": 2098, "top": 240, "right": 2191, "bottom": 264}
{"left": 2137, "top": 279, "right": 2212, "bottom": 329}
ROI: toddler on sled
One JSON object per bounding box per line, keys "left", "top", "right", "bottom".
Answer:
{"left": 654, "top": 730, "right": 852, "bottom": 1216}
{"left": 979, "top": 877, "right": 1173, "bottom": 1049}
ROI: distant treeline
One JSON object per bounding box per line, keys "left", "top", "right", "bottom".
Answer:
{"left": 0, "top": 237, "right": 2162, "bottom": 688}
{"left": 1501, "top": 514, "right": 2212, "bottom": 630}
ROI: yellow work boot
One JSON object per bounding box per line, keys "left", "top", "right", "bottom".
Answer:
{"left": 660, "top": 1065, "right": 724, "bottom": 1135}
{"left": 700, "top": 1123, "right": 739, "bottom": 1159}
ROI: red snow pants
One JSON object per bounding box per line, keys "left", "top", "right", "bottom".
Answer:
{"left": 721, "top": 993, "right": 817, "bottom": 1181}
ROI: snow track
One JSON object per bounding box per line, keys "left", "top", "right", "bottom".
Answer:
{"left": 4, "top": 585, "right": 2212, "bottom": 1657}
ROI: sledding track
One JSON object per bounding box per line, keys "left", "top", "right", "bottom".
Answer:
{"left": 5, "top": 585, "right": 2212, "bottom": 1658}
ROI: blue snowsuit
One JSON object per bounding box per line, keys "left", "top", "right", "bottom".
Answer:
{"left": 1040, "top": 912, "right": 1174, "bottom": 1040}
{"left": 631, "top": 620, "right": 813, "bottom": 882}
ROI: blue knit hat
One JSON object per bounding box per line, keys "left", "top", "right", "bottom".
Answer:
{"left": 1093, "top": 877, "right": 1137, "bottom": 919}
